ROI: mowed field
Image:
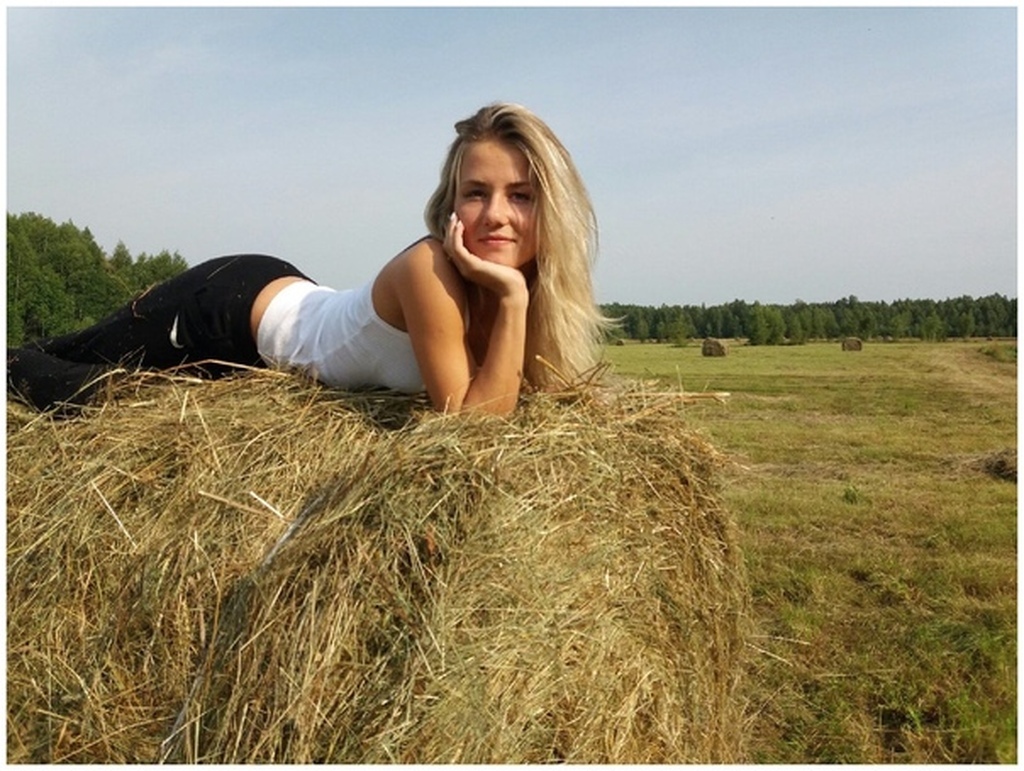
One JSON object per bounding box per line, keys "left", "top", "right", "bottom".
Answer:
{"left": 603, "top": 339, "right": 1017, "bottom": 763}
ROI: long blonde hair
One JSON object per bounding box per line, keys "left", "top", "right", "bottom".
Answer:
{"left": 424, "top": 102, "right": 610, "bottom": 389}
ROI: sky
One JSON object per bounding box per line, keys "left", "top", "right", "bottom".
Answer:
{"left": 5, "top": 5, "right": 1018, "bottom": 306}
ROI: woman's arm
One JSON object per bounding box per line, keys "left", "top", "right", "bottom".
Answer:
{"left": 379, "top": 219, "right": 529, "bottom": 415}
{"left": 442, "top": 215, "right": 530, "bottom": 414}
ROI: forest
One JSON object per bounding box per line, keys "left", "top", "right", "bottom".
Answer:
{"left": 7, "top": 213, "right": 187, "bottom": 346}
{"left": 602, "top": 292, "right": 1016, "bottom": 345}
{"left": 6, "top": 212, "right": 1017, "bottom": 347}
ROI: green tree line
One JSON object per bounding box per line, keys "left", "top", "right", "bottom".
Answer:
{"left": 7, "top": 212, "right": 188, "bottom": 346}
{"left": 7, "top": 212, "right": 1016, "bottom": 349}
{"left": 602, "top": 292, "right": 1017, "bottom": 345}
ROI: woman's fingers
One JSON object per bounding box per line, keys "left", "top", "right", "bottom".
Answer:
{"left": 444, "top": 213, "right": 467, "bottom": 262}
{"left": 444, "top": 214, "right": 480, "bottom": 275}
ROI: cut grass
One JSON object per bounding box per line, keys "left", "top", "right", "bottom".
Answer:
{"left": 604, "top": 339, "right": 1017, "bottom": 763}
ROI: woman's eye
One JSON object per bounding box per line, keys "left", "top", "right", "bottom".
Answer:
{"left": 511, "top": 192, "right": 534, "bottom": 204}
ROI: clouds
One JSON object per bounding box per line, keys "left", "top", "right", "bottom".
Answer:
{"left": 6, "top": 7, "right": 1016, "bottom": 305}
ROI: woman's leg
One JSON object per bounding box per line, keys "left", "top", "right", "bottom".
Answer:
{"left": 7, "top": 347, "right": 112, "bottom": 414}
{"left": 9, "top": 254, "right": 311, "bottom": 412}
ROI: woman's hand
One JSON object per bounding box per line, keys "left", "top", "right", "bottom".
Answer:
{"left": 443, "top": 214, "right": 529, "bottom": 301}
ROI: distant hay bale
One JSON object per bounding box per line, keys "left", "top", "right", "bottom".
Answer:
{"left": 841, "top": 337, "right": 863, "bottom": 351}
{"left": 702, "top": 338, "right": 728, "bottom": 357}
{"left": 970, "top": 448, "right": 1017, "bottom": 482}
{"left": 7, "top": 371, "right": 749, "bottom": 764}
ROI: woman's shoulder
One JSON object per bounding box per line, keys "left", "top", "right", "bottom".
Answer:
{"left": 373, "top": 236, "right": 461, "bottom": 329}
{"left": 383, "top": 236, "right": 454, "bottom": 283}
{"left": 398, "top": 236, "right": 444, "bottom": 267}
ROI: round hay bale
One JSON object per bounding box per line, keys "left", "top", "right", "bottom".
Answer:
{"left": 702, "top": 338, "right": 728, "bottom": 357}
{"left": 965, "top": 447, "right": 1017, "bottom": 482}
{"left": 841, "top": 337, "right": 863, "bottom": 351}
{"left": 7, "top": 372, "right": 749, "bottom": 764}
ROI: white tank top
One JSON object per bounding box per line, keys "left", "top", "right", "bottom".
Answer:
{"left": 256, "top": 279, "right": 424, "bottom": 393}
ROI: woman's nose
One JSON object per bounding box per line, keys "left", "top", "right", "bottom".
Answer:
{"left": 483, "top": 194, "right": 511, "bottom": 224}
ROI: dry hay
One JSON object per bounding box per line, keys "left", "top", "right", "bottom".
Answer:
{"left": 841, "top": 337, "right": 863, "bottom": 351}
{"left": 7, "top": 370, "right": 749, "bottom": 763}
{"left": 965, "top": 447, "right": 1017, "bottom": 482}
{"left": 702, "top": 338, "right": 728, "bottom": 357}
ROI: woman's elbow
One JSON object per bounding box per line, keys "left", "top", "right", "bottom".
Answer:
{"left": 429, "top": 387, "right": 517, "bottom": 416}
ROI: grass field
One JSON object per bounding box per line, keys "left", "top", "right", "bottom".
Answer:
{"left": 603, "top": 339, "right": 1017, "bottom": 763}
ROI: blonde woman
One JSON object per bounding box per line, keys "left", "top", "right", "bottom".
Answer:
{"left": 8, "top": 103, "right": 608, "bottom": 416}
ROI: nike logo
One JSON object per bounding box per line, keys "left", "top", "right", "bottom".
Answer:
{"left": 169, "top": 313, "right": 185, "bottom": 349}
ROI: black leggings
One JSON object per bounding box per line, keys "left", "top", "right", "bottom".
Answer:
{"left": 8, "top": 254, "right": 312, "bottom": 413}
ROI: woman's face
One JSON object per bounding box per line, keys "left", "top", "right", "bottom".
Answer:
{"left": 454, "top": 139, "right": 538, "bottom": 271}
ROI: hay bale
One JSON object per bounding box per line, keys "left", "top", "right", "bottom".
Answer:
{"left": 985, "top": 449, "right": 1017, "bottom": 481}
{"left": 969, "top": 448, "right": 1017, "bottom": 482}
{"left": 841, "top": 337, "right": 863, "bottom": 351}
{"left": 7, "top": 371, "right": 749, "bottom": 764}
{"left": 702, "top": 338, "right": 728, "bottom": 357}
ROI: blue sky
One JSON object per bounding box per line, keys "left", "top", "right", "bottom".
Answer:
{"left": 6, "top": 6, "right": 1017, "bottom": 306}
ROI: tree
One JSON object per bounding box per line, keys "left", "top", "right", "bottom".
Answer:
{"left": 855, "top": 306, "right": 878, "bottom": 340}
{"left": 703, "top": 306, "right": 724, "bottom": 338}
{"left": 747, "top": 303, "right": 768, "bottom": 346}
{"left": 128, "top": 250, "right": 189, "bottom": 293}
{"left": 888, "top": 308, "right": 912, "bottom": 340}
{"left": 597, "top": 293, "right": 1015, "bottom": 344}
{"left": 7, "top": 212, "right": 187, "bottom": 345}
{"left": 786, "top": 313, "right": 807, "bottom": 345}
{"left": 633, "top": 313, "right": 650, "bottom": 342}
{"left": 920, "top": 311, "right": 946, "bottom": 342}
{"left": 764, "top": 305, "right": 786, "bottom": 345}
